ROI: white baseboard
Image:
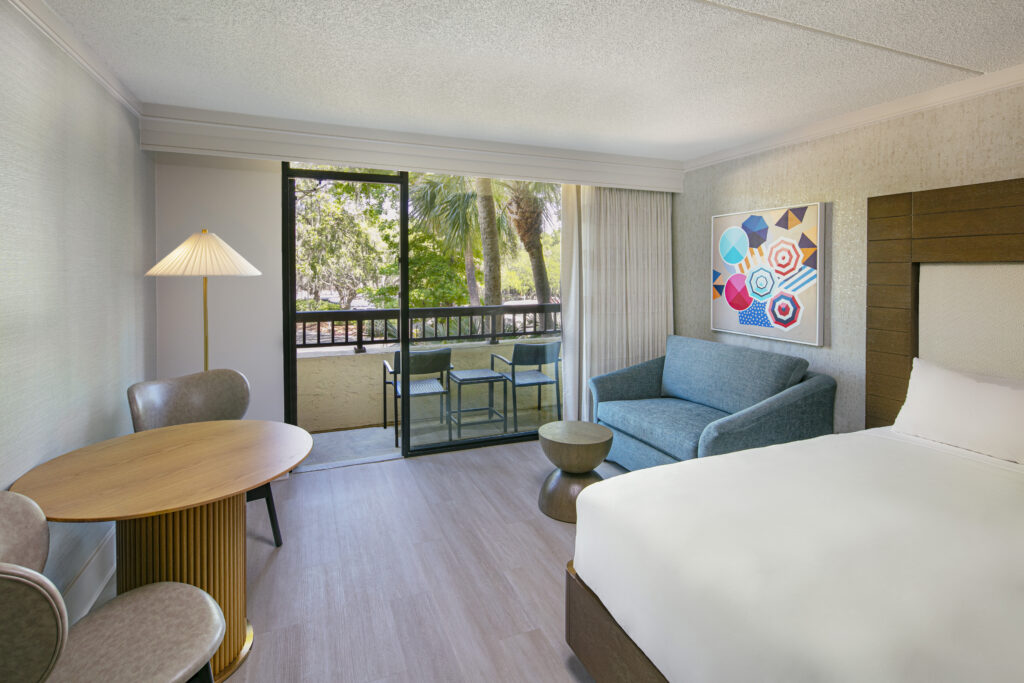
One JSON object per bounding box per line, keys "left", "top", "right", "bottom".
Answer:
{"left": 62, "top": 526, "right": 116, "bottom": 624}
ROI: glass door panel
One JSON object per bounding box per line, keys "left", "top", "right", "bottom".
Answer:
{"left": 405, "top": 175, "right": 564, "bottom": 452}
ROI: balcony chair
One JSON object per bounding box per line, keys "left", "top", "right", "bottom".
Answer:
{"left": 126, "top": 369, "right": 283, "bottom": 548}
{"left": 492, "top": 340, "right": 562, "bottom": 432}
{"left": 383, "top": 348, "right": 452, "bottom": 447}
{"left": 0, "top": 491, "right": 224, "bottom": 683}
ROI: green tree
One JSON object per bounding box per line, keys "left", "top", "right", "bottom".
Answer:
{"left": 294, "top": 178, "right": 389, "bottom": 308}
{"left": 410, "top": 174, "right": 511, "bottom": 306}
{"left": 502, "top": 180, "right": 560, "bottom": 305}
{"left": 365, "top": 223, "right": 468, "bottom": 308}
{"left": 502, "top": 231, "right": 560, "bottom": 301}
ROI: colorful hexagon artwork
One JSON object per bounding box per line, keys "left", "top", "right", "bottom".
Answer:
{"left": 768, "top": 238, "right": 802, "bottom": 277}
{"left": 738, "top": 300, "right": 773, "bottom": 328}
{"left": 741, "top": 215, "right": 770, "bottom": 248}
{"left": 711, "top": 269, "right": 725, "bottom": 300}
{"left": 779, "top": 265, "right": 817, "bottom": 293}
{"left": 712, "top": 203, "right": 822, "bottom": 345}
{"left": 798, "top": 233, "right": 818, "bottom": 270}
{"left": 746, "top": 266, "right": 776, "bottom": 301}
{"left": 775, "top": 206, "right": 807, "bottom": 229}
{"left": 724, "top": 273, "right": 753, "bottom": 311}
{"left": 768, "top": 292, "right": 802, "bottom": 328}
{"left": 737, "top": 246, "right": 765, "bottom": 274}
{"left": 719, "top": 227, "right": 749, "bottom": 265}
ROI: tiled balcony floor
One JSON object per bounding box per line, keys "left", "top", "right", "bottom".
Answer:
{"left": 297, "top": 407, "right": 561, "bottom": 472}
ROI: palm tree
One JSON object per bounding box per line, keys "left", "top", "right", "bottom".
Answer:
{"left": 501, "top": 180, "right": 560, "bottom": 305}
{"left": 410, "top": 174, "right": 508, "bottom": 306}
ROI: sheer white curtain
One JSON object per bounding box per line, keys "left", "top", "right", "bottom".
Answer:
{"left": 561, "top": 185, "right": 674, "bottom": 420}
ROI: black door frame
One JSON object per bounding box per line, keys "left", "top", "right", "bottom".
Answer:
{"left": 281, "top": 164, "right": 410, "bottom": 451}
{"left": 281, "top": 163, "right": 538, "bottom": 457}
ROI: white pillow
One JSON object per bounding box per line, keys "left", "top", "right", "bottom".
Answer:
{"left": 892, "top": 358, "right": 1024, "bottom": 463}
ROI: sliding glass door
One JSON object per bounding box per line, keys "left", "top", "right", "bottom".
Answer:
{"left": 283, "top": 163, "right": 563, "bottom": 457}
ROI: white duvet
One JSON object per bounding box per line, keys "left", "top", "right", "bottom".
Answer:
{"left": 574, "top": 428, "right": 1024, "bottom": 682}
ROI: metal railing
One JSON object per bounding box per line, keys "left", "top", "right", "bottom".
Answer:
{"left": 295, "top": 303, "right": 561, "bottom": 351}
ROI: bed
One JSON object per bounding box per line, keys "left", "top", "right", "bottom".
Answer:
{"left": 571, "top": 427, "right": 1024, "bottom": 681}
{"left": 566, "top": 177, "right": 1024, "bottom": 682}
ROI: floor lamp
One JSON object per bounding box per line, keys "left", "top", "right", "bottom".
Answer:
{"left": 147, "top": 229, "right": 261, "bottom": 371}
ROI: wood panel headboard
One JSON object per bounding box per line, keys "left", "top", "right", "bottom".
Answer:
{"left": 865, "top": 177, "right": 1024, "bottom": 428}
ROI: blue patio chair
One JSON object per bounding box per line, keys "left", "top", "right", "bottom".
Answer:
{"left": 383, "top": 348, "right": 452, "bottom": 447}
{"left": 491, "top": 341, "right": 562, "bottom": 432}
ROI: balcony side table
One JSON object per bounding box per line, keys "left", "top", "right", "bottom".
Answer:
{"left": 448, "top": 368, "right": 507, "bottom": 438}
{"left": 538, "top": 420, "right": 613, "bottom": 523}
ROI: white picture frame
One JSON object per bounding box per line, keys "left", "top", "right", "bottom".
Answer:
{"left": 711, "top": 203, "right": 825, "bottom": 346}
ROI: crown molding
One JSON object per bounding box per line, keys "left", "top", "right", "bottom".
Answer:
{"left": 9, "top": 0, "right": 142, "bottom": 117}
{"left": 140, "top": 105, "right": 686, "bottom": 192}
{"left": 683, "top": 62, "right": 1024, "bottom": 172}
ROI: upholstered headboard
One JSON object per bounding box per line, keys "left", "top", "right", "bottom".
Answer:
{"left": 865, "top": 177, "right": 1024, "bottom": 427}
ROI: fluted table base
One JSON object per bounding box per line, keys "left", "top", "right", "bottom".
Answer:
{"left": 116, "top": 493, "right": 250, "bottom": 680}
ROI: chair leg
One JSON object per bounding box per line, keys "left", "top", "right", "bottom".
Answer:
{"left": 186, "top": 661, "right": 214, "bottom": 683}
{"left": 266, "top": 489, "right": 282, "bottom": 548}
{"left": 538, "top": 365, "right": 543, "bottom": 410}
{"left": 394, "top": 390, "right": 399, "bottom": 448}
{"left": 556, "top": 376, "right": 563, "bottom": 420}
{"left": 457, "top": 382, "right": 463, "bottom": 439}
{"left": 447, "top": 392, "right": 452, "bottom": 441}
{"left": 512, "top": 383, "right": 519, "bottom": 432}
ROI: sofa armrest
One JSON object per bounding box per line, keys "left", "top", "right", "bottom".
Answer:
{"left": 588, "top": 356, "right": 665, "bottom": 405}
{"left": 697, "top": 372, "right": 837, "bottom": 458}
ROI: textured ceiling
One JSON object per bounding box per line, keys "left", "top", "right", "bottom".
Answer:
{"left": 713, "top": 0, "right": 1024, "bottom": 72}
{"left": 45, "top": 0, "right": 1024, "bottom": 161}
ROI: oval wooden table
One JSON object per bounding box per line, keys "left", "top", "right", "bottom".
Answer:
{"left": 10, "top": 420, "right": 312, "bottom": 682}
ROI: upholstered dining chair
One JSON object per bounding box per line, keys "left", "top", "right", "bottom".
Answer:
{"left": 492, "top": 340, "right": 562, "bottom": 432}
{"left": 382, "top": 348, "right": 452, "bottom": 447}
{"left": 0, "top": 491, "right": 224, "bottom": 683}
{"left": 126, "top": 369, "right": 283, "bottom": 547}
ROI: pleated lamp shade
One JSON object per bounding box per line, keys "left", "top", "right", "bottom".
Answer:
{"left": 146, "top": 230, "right": 261, "bottom": 277}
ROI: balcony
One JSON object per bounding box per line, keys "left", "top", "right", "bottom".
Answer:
{"left": 296, "top": 303, "right": 562, "bottom": 434}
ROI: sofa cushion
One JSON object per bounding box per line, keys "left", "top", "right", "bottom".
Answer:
{"left": 661, "top": 336, "right": 808, "bottom": 414}
{"left": 597, "top": 398, "right": 728, "bottom": 462}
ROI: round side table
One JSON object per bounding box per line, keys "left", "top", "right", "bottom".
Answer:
{"left": 538, "top": 421, "right": 613, "bottom": 523}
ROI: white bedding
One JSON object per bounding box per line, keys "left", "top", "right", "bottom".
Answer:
{"left": 574, "top": 428, "right": 1024, "bottom": 682}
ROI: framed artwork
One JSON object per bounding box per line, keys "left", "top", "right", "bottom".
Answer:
{"left": 711, "top": 203, "right": 825, "bottom": 346}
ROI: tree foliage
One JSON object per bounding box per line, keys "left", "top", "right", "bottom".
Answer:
{"left": 294, "top": 171, "right": 562, "bottom": 311}
{"left": 294, "top": 178, "right": 392, "bottom": 309}
{"left": 364, "top": 222, "right": 469, "bottom": 308}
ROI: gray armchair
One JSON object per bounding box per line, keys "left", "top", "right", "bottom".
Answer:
{"left": 0, "top": 491, "right": 224, "bottom": 683}
{"left": 589, "top": 336, "right": 836, "bottom": 470}
{"left": 127, "top": 369, "right": 282, "bottom": 547}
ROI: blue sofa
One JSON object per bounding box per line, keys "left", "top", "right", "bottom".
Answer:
{"left": 589, "top": 336, "right": 836, "bottom": 470}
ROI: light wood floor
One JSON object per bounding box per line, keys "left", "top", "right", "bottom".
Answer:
{"left": 238, "top": 441, "right": 619, "bottom": 682}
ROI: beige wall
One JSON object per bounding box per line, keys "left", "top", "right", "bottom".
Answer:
{"left": 0, "top": 3, "right": 155, "bottom": 591}
{"left": 674, "top": 85, "right": 1024, "bottom": 433}
{"left": 299, "top": 340, "right": 559, "bottom": 432}
{"left": 153, "top": 154, "right": 283, "bottom": 420}
{"left": 919, "top": 264, "right": 1024, "bottom": 381}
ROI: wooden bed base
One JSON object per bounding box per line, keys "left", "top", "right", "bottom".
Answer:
{"left": 565, "top": 561, "right": 668, "bottom": 683}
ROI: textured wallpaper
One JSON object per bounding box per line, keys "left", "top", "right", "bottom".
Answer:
{"left": 674, "top": 86, "right": 1024, "bottom": 432}
{"left": 0, "top": 3, "right": 156, "bottom": 589}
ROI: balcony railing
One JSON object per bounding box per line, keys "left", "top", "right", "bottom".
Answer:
{"left": 296, "top": 303, "right": 561, "bottom": 351}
